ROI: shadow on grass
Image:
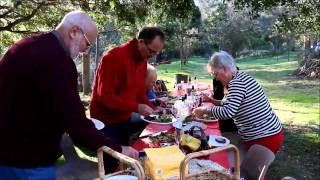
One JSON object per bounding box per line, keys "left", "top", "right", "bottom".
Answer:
{"left": 268, "top": 123, "right": 320, "bottom": 179}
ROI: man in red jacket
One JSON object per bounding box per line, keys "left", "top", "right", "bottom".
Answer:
{"left": 90, "top": 26, "right": 165, "bottom": 172}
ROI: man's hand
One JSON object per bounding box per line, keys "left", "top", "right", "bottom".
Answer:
{"left": 138, "top": 104, "right": 154, "bottom": 116}
{"left": 156, "top": 98, "right": 167, "bottom": 107}
{"left": 121, "top": 146, "right": 138, "bottom": 159}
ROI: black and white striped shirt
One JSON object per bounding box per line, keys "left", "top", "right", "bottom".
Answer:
{"left": 211, "top": 72, "right": 282, "bottom": 142}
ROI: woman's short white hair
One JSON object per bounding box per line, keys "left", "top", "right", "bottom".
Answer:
{"left": 208, "top": 51, "right": 237, "bottom": 74}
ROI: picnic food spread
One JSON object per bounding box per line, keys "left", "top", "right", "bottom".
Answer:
{"left": 149, "top": 132, "right": 176, "bottom": 145}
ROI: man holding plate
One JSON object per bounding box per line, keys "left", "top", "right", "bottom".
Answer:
{"left": 90, "top": 26, "right": 165, "bottom": 173}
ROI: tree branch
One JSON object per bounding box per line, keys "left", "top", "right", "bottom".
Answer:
{"left": 4, "top": 29, "right": 39, "bottom": 34}
{"left": 0, "top": 1, "right": 48, "bottom": 32}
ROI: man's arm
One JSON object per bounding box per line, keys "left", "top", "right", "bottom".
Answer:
{"left": 137, "top": 85, "right": 154, "bottom": 108}
{"left": 37, "top": 55, "right": 122, "bottom": 152}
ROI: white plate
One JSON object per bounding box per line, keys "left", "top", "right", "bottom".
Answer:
{"left": 140, "top": 115, "right": 177, "bottom": 125}
{"left": 105, "top": 175, "right": 137, "bottom": 180}
{"left": 208, "top": 135, "right": 230, "bottom": 147}
{"left": 196, "top": 117, "right": 219, "bottom": 122}
{"left": 182, "top": 121, "right": 207, "bottom": 131}
{"left": 90, "top": 118, "right": 105, "bottom": 130}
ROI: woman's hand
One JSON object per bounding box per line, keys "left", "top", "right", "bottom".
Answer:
{"left": 192, "top": 106, "right": 210, "bottom": 118}
{"left": 202, "top": 94, "right": 213, "bottom": 102}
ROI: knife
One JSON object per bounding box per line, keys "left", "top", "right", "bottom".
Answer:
{"left": 139, "top": 130, "right": 168, "bottom": 139}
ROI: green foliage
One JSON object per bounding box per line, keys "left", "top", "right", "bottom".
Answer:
{"left": 0, "top": 0, "right": 197, "bottom": 54}
{"left": 233, "top": 0, "right": 320, "bottom": 35}
{"left": 204, "top": 3, "right": 257, "bottom": 57}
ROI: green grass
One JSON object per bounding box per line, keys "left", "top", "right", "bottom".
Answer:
{"left": 64, "top": 52, "right": 319, "bottom": 179}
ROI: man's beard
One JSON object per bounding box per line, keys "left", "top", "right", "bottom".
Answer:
{"left": 69, "top": 36, "right": 81, "bottom": 59}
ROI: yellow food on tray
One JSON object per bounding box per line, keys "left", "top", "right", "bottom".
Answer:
{"left": 144, "top": 146, "right": 186, "bottom": 180}
{"left": 181, "top": 133, "right": 201, "bottom": 152}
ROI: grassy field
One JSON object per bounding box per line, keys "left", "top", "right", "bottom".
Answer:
{"left": 155, "top": 52, "right": 320, "bottom": 179}
{"left": 63, "top": 52, "right": 319, "bottom": 179}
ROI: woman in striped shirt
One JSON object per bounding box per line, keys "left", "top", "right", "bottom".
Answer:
{"left": 193, "top": 51, "right": 283, "bottom": 154}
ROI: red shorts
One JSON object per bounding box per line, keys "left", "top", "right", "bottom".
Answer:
{"left": 244, "top": 129, "right": 284, "bottom": 154}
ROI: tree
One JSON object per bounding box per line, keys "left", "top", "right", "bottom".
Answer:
{"left": 1, "top": 0, "right": 196, "bottom": 53}
{"left": 204, "top": 3, "right": 252, "bottom": 57}
{"left": 232, "top": 0, "right": 320, "bottom": 77}
{"left": 232, "top": 0, "right": 320, "bottom": 36}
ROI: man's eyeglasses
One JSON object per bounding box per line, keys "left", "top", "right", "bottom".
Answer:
{"left": 79, "top": 28, "right": 92, "bottom": 48}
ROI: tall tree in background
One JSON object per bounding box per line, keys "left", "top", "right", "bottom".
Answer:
{"left": 232, "top": 0, "right": 320, "bottom": 77}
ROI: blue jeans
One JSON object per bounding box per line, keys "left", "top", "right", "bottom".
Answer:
{"left": 0, "top": 164, "right": 55, "bottom": 180}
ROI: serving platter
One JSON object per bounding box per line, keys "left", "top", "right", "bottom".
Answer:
{"left": 140, "top": 114, "right": 177, "bottom": 125}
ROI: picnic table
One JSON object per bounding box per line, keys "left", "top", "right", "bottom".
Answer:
{"left": 132, "top": 82, "right": 230, "bottom": 169}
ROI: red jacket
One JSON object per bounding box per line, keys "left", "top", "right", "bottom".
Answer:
{"left": 90, "top": 39, "right": 152, "bottom": 124}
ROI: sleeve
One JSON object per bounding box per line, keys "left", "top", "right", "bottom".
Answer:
{"left": 137, "top": 85, "right": 154, "bottom": 109}
{"left": 210, "top": 79, "right": 246, "bottom": 120}
{"left": 38, "top": 56, "right": 122, "bottom": 152}
{"left": 63, "top": 89, "right": 122, "bottom": 152}
{"left": 95, "top": 52, "right": 138, "bottom": 112}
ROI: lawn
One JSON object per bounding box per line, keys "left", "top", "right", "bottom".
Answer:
{"left": 66, "top": 52, "right": 319, "bottom": 179}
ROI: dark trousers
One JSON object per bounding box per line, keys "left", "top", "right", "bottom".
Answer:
{"left": 100, "top": 119, "right": 147, "bottom": 174}
{"left": 218, "top": 119, "right": 238, "bottom": 133}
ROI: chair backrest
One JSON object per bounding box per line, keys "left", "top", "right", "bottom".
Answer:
{"left": 180, "top": 144, "right": 240, "bottom": 180}
{"left": 56, "top": 134, "right": 99, "bottom": 180}
{"left": 97, "top": 146, "right": 145, "bottom": 180}
{"left": 155, "top": 80, "right": 168, "bottom": 95}
{"left": 175, "top": 74, "right": 189, "bottom": 84}
{"left": 241, "top": 144, "right": 275, "bottom": 180}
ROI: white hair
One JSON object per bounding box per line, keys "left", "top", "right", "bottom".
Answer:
{"left": 56, "top": 10, "right": 96, "bottom": 32}
{"left": 208, "top": 51, "right": 237, "bottom": 74}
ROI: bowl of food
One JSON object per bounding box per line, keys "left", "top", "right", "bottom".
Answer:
{"left": 195, "top": 114, "right": 218, "bottom": 122}
{"left": 141, "top": 114, "right": 176, "bottom": 125}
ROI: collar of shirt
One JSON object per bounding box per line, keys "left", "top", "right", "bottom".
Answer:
{"left": 128, "top": 38, "right": 145, "bottom": 62}
{"left": 51, "top": 30, "right": 70, "bottom": 57}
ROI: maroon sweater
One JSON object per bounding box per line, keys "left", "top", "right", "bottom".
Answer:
{"left": 0, "top": 32, "right": 121, "bottom": 168}
{"left": 90, "top": 39, "right": 152, "bottom": 124}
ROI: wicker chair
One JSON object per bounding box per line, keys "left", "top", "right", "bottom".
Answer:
{"left": 96, "top": 146, "right": 145, "bottom": 180}
{"left": 240, "top": 144, "right": 275, "bottom": 180}
{"left": 180, "top": 144, "right": 240, "bottom": 180}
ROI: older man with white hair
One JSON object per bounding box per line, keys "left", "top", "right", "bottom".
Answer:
{"left": 0, "top": 11, "right": 137, "bottom": 179}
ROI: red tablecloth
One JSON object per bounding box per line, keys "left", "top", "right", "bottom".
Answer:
{"left": 132, "top": 121, "right": 230, "bottom": 169}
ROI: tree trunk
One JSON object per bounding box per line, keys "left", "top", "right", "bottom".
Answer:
{"left": 304, "top": 35, "right": 311, "bottom": 62}
{"left": 180, "top": 37, "right": 183, "bottom": 69}
{"left": 179, "top": 22, "right": 183, "bottom": 69}
{"left": 95, "top": 33, "right": 100, "bottom": 72}
{"left": 82, "top": 53, "right": 90, "bottom": 95}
